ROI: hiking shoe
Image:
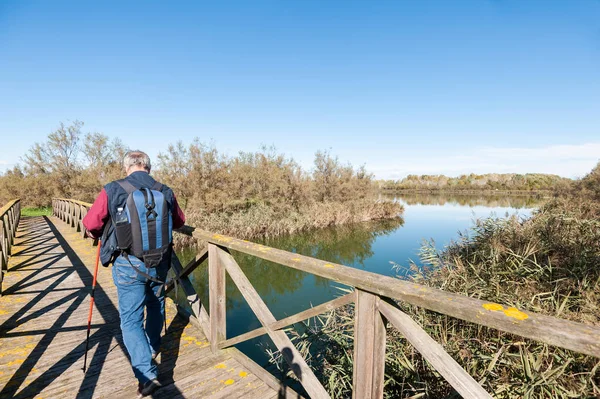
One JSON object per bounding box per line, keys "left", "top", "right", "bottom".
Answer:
{"left": 137, "top": 378, "right": 162, "bottom": 397}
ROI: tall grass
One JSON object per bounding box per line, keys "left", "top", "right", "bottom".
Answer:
{"left": 267, "top": 164, "right": 600, "bottom": 398}
{"left": 156, "top": 143, "right": 403, "bottom": 246}
{"left": 20, "top": 207, "right": 52, "bottom": 217}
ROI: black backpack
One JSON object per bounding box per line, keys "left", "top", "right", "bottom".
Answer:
{"left": 113, "top": 180, "right": 173, "bottom": 268}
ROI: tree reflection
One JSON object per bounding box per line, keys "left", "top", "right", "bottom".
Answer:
{"left": 390, "top": 192, "right": 546, "bottom": 208}
{"left": 174, "top": 217, "right": 404, "bottom": 310}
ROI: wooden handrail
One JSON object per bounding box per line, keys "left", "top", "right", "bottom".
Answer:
{"left": 52, "top": 198, "right": 600, "bottom": 399}
{"left": 186, "top": 227, "right": 600, "bottom": 359}
{"left": 379, "top": 299, "right": 492, "bottom": 399}
{"left": 0, "top": 199, "right": 21, "bottom": 296}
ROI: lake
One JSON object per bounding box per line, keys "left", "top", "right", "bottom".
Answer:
{"left": 175, "top": 193, "right": 544, "bottom": 368}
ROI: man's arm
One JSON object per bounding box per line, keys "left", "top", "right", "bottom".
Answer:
{"left": 82, "top": 189, "right": 110, "bottom": 239}
{"left": 172, "top": 194, "right": 186, "bottom": 229}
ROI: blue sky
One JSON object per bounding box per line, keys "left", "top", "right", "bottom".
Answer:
{"left": 1, "top": 0, "right": 599, "bottom": 179}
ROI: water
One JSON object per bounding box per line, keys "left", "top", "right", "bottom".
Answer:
{"left": 174, "top": 193, "right": 544, "bottom": 369}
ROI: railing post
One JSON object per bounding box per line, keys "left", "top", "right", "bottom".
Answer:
{"left": 0, "top": 219, "right": 7, "bottom": 267}
{"left": 71, "top": 202, "right": 77, "bottom": 228}
{"left": 3, "top": 215, "right": 11, "bottom": 256}
{"left": 74, "top": 204, "right": 80, "bottom": 230}
{"left": 353, "top": 289, "right": 386, "bottom": 399}
{"left": 0, "top": 201, "right": 21, "bottom": 297}
{"left": 79, "top": 205, "right": 87, "bottom": 238}
{"left": 7, "top": 208, "right": 14, "bottom": 247}
{"left": 69, "top": 201, "right": 72, "bottom": 224}
{"left": 0, "top": 219, "right": 4, "bottom": 296}
{"left": 209, "top": 243, "right": 226, "bottom": 353}
{"left": 16, "top": 201, "right": 20, "bottom": 226}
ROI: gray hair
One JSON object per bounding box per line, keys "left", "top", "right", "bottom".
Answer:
{"left": 123, "top": 150, "right": 151, "bottom": 172}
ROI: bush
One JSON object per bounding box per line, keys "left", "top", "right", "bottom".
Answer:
{"left": 0, "top": 123, "right": 403, "bottom": 241}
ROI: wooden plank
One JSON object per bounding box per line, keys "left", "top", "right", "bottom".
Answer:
{"left": 372, "top": 297, "right": 386, "bottom": 399}
{"left": 226, "top": 347, "right": 304, "bottom": 398}
{"left": 53, "top": 197, "right": 92, "bottom": 208}
{"left": 170, "top": 252, "right": 212, "bottom": 341}
{"left": 74, "top": 204, "right": 81, "bottom": 231}
{"left": 378, "top": 299, "right": 492, "bottom": 399}
{"left": 69, "top": 202, "right": 76, "bottom": 228}
{"left": 352, "top": 290, "right": 385, "bottom": 399}
{"left": 79, "top": 206, "right": 88, "bottom": 239}
{"left": 164, "top": 247, "right": 208, "bottom": 294}
{"left": 222, "top": 292, "right": 355, "bottom": 348}
{"left": 0, "top": 199, "right": 20, "bottom": 297}
{"left": 217, "top": 246, "right": 330, "bottom": 399}
{"left": 0, "top": 214, "right": 284, "bottom": 399}
{"left": 0, "top": 200, "right": 17, "bottom": 217}
{"left": 209, "top": 243, "right": 227, "bottom": 353}
{"left": 7, "top": 207, "right": 14, "bottom": 244}
{"left": 0, "top": 220, "right": 3, "bottom": 296}
{"left": 0, "top": 219, "right": 5, "bottom": 271}
{"left": 7, "top": 212, "right": 14, "bottom": 247}
{"left": 190, "top": 228, "right": 600, "bottom": 359}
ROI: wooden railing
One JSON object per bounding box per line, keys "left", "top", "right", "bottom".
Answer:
{"left": 0, "top": 199, "right": 21, "bottom": 296}
{"left": 52, "top": 198, "right": 600, "bottom": 399}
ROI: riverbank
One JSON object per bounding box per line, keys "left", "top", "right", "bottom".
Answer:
{"left": 380, "top": 188, "right": 555, "bottom": 196}
{"left": 281, "top": 164, "right": 600, "bottom": 398}
{"left": 379, "top": 173, "right": 573, "bottom": 193}
{"left": 388, "top": 191, "right": 548, "bottom": 208}
{"left": 174, "top": 198, "right": 403, "bottom": 248}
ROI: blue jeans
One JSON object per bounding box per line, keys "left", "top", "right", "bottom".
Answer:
{"left": 112, "top": 254, "right": 169, "bottom": 384}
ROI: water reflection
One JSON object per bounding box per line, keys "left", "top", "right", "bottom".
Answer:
{"left": 176, "top": 217, "right": 405, "bottom": 311}
{"left": 390, "top": 192, "right": 548, "bottom": 208}
{"left": 262, "top": 217, "right": 405, "bottom": 268}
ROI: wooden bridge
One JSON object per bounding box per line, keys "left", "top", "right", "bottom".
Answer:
{"left": 1, "top": 198, "right": 600, "bottom": 398}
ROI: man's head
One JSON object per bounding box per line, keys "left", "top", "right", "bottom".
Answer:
{"left": 123, "top": 150, "right": 151, "bottom": 176}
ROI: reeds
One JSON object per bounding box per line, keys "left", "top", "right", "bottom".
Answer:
{"left": 267, "top": 192, "right": 600, "bottom": 398}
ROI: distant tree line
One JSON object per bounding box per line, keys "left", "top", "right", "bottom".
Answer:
{"left": 379, "top": 172, "right": 573, "bottom": 193}
{"left": 0, "top": 121, "right": 401, "bottom": 239}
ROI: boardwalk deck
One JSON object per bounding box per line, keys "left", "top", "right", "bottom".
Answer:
{"left": 0, "top": 216, "right": 298, "bottom": 399}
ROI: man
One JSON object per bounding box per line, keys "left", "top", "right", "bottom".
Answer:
{"left": 83, "top": 150, "right": 185, "bottom": 397}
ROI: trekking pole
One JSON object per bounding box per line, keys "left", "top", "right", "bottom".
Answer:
{"left": 83, "top": 240, "right": 101, "bottom": 373}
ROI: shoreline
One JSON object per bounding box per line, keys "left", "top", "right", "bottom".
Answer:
{"left": 378, "top": 188, "right": 555, "bottom": 196}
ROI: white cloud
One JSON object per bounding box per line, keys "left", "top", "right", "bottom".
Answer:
{"left": 370, "top": 143, "right": 600, "bottom": 180}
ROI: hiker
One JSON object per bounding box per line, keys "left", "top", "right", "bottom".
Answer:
{"left": 82, "top": 150, "right": 185, "bottom": 397}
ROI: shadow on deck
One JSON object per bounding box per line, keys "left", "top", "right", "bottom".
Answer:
{"left": 0, "top": 216, "right": 296, "bottom": 398}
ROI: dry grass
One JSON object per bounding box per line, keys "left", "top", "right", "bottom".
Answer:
{"left": 266, "top": 166, "right": 600, "bottom": 398}
{"left": 0, "top": 131, "right": 403, "bottom": 240}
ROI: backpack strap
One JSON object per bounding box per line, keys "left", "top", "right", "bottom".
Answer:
{"left": 121, "top": 252, "right": 166, "bottom": 297}
{"left": 116, "top": 179, "right": 139, "bottom": 194}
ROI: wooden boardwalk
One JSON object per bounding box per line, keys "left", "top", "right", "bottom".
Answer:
{"left": 0, "top": 216, "right": 297, "bottom": 399}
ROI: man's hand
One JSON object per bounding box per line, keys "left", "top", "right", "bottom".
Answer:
{"left": 85, "top": 229, "right": 97, "bottom": 239}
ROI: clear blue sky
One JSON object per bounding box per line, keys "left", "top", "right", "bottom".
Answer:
{"left": 1, "top": 0, "right": 599, "bottom": 179}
